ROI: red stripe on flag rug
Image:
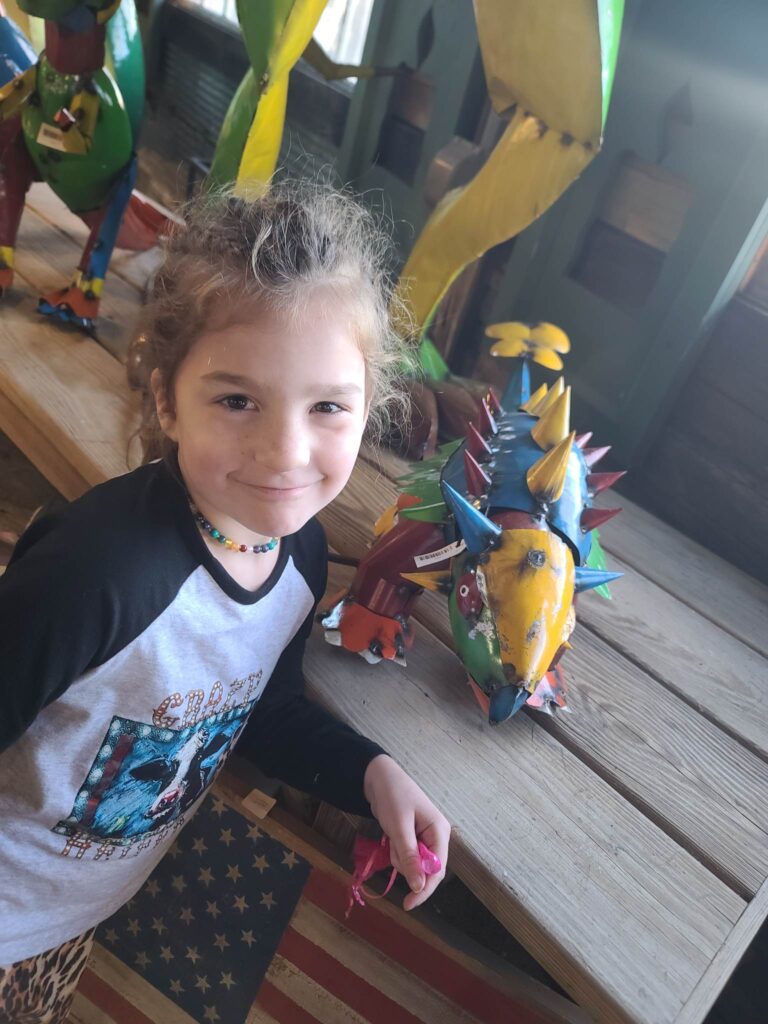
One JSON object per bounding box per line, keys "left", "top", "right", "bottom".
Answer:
{"left": 297, "top": 869, "right": 550, "bottom": 1024}
{"left": 274, "top": 925, "right": 425, "bottom": 1024}
{"left": 256, "top": 979, "right": 322, "bottom": 1024}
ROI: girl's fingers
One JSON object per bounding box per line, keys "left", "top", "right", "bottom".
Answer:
{"left": 388, "top": 820, "right": 427, "bottom": 894}
{"left": 402, "top": 868, "right": 446, "bottom": 911}
{"left": 419, "top": 816, "right": 451, "bottom": 866}
{"left": 399, "top": 815, "right": 451, "bottom": 911}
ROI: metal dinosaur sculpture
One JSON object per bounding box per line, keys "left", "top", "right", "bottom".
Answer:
{"left": 321, "top": 323, "right": 625, "bottom": 724}
{"left": 0, "top": 0, "right": 165, "bottom": 329}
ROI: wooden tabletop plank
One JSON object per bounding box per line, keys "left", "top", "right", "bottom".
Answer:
{"left": 676, "top": 874, "right": 768, "bottom": 1024}
{"left": 362, "top": 446, "right": 768, "bottom": 660}
{"left": 0, "top": 299, "right": 139, "bottom": 498}
{"left": 575, "top": 551, "right": 768, "bottom": 761}
{"left": 593, "top": 489, "right": 768, "bottom": 660}
{"left": 305, "top": 602, "right": 745, "bottom": 1024}
{"left": 544, "top": 623, "right": 768, "bottom": 898}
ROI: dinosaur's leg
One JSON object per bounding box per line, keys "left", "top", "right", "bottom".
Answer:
{"left": 39, "top": 153, "right": 137, "bottom": 329}
{"left": 0, "top": 117, "right": 36, "bottom": 292}
{"left": 320, "top": 515, "right": 449, "bottom": 665}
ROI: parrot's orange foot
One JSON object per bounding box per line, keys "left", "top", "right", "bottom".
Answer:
{"left": 39, "top": 284, "right": 100, "bottom": 330}
{"left": 0, "top": 266, "right": 14, "bottom": 292}
{"left": 320, "top": 596, "right": 413, "bottom": 665}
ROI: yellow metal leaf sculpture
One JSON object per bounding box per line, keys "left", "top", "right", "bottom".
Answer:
{"left": 210, "top": 0, "right": 329, "bottom": 191}
{"left": 397, "top": 0, "right": 624, "bottom": 335}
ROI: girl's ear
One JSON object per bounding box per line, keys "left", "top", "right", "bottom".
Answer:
{"left": 150, "top": 368, "right": 178, "bottom": 441}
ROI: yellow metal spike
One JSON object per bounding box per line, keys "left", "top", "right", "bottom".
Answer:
{"left": 526, "top": 432, "right": 576, "bottom": 503}
{"left": 530, "top": 376, "right": 564, "bottom": 416}
{"left": 529, "top": 322, "right": 571, "bottom": 353}
{"left": 531, "top": 387, "right": 572, "bottom": 449}
{"left": 400, "top": 570, "right": 452, "bottom": 592}
{"left": 373, "top": 503, "right": 399, "bottom": 537}
{"left": 521, "top": 383, "right": 548, "bottom": 413}
{"left": 531, "top": 347, "right": 564, "bottom": 371}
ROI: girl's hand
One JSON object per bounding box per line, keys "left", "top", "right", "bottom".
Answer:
{"left": 363, "top": 754, "right": 450, "bottom": 911}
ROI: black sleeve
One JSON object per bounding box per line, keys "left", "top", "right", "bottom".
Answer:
{"left": 0, "top": 508, "right": 112, "bottom": 753}
{"left": 235, "top": 521, "right": 388, "bottom": 817}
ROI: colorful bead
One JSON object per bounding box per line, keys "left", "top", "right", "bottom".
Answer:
{"left": 191, "top": 507, "right": 279, "bottom": 555}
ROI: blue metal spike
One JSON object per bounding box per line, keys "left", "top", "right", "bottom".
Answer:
{"left": 501, "top": 360, "right": 531, "bottom": 409}
{"left": 574, "top": 567, "right": 623, "bottom": 593}
{"left": 441, "top": 482, "right": 501, "bottom": 554}
{"left": 489, "top": 685, "right": 529, "bottom": 724}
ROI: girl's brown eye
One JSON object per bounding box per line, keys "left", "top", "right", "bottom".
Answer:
{"left": 313, "top": 401, "right": 343, "bottom": 414}
{"left": 221, "top": 395, "right": 251, "bottom": 411}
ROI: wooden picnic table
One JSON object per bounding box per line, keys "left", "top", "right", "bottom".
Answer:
{"left": 1, "top": 184, "right": 766, "bottom": 1024}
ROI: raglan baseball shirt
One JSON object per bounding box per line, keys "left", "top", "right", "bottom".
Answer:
{"left": 0, "top": 457, "right": 385, "bottom": 963}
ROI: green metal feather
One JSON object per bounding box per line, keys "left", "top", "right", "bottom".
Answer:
{"left": 585, "top": 530, "right": 613, "bottom": 600}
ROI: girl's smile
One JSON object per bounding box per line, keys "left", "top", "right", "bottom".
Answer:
{"left": 231, "top": 478, "right": 319, "bottom": 499}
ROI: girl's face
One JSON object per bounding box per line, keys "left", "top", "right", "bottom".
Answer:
{"left": 154, "top": 298, "right": 369, "bottom": 541}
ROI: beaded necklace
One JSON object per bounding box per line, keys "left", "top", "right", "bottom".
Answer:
{"left": 192, "top": 505, "right": 278, "bottom": 554}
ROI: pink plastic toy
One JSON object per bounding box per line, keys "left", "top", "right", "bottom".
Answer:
{"left": 346, "top": 834, "right": 442, "bottom": 918}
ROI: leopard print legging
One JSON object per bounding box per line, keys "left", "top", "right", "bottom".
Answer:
{"left": 0, "top": 928, "right": 95, "bottom": 1024}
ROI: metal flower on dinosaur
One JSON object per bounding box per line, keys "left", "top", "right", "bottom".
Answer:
{"left": 321, "top": 324, "right": 625, "bottom": 724}
{"left": 0, "top": 0, "right": 164, "bottom": 329}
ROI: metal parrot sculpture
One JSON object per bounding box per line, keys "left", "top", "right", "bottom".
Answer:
{"left": 392, "top": 0, "right": 624, "bottom": 459}
{"left": 321, "top": 324, "right": 625, "bottom": 724}
{"left": 0, "top": 0, "right": 166, "bottom": 329}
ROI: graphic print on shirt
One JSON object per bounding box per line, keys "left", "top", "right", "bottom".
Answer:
{"left": 52, "top": 673, "right": 263, "bottom": 861}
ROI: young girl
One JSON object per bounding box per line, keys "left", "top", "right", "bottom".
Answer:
{"left": 0, "top": 182, "right": 450, "bottom": 1022}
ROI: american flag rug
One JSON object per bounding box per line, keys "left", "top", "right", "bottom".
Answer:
{"left": 70, "top": 789, "right": 577, "bottom": 1024}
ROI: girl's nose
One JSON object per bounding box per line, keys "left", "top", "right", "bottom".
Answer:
{"left": 257, "top": 413, "right": 311, "bottom": 473}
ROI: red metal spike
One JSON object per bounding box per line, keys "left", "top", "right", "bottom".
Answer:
{"left": 582, "top": 445, "right": 611, "bottom": 468}
{"left": 463, "top": 449, "right": 492, "bottom": 496}
{"left": 477, "top": 399, "right": 498, "bottom": 437}
{"left": 581, "top": 507, "right": 622, "bottom": 532}
{"left": 487, "top": 387, "right": 503, "bottom": 415}
{"left": 587, "top": 470, "right": 627, "bottom": 496}
{"left": 466, "top": 422, "right": 493, "bottom": 460}
{"left": 575, "top": 431, "right": 593, "bottom": 449}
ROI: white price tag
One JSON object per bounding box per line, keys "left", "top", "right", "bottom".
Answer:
{"left": 36, "top": 123, "right": 69, "bottom": 153}
{"left": 414, "top": 539, "right": 466, "bottom": 567}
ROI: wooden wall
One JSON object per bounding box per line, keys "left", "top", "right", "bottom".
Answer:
{"left": 629, "top": 296, "right": 768, "bottom": 584}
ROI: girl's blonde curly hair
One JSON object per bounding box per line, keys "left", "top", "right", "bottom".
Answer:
{"left": 134, "top": 179, "right": 414, "bottom": 459}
